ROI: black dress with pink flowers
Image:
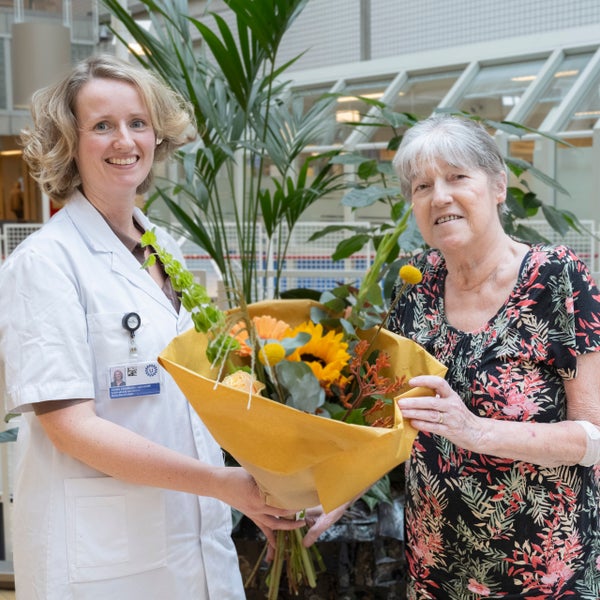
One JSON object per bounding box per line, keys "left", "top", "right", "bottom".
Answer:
{"left": 388, "top": 244, "right": 600, "bottom": 599}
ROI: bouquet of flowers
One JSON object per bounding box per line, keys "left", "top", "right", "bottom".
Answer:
{"left": 143, "top": 227, "right": 446, "bottom": 598}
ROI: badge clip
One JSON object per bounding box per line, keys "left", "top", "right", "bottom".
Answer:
{"left": 122, "top": 312, "right": 141, "bottom": 358}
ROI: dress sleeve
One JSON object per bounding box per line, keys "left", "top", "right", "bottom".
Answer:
{"left": 0, "top": 249, "right": 95, "bottom": 412}
{"left": 539, "top": 246, "right": 600, "bottom": 377}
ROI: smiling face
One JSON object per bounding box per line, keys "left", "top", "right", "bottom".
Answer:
{"left": 410, "top": 160, "right": 506, "bottom": 253}
{"left": 74, "top": 77, "right": 157, "bottom": 205}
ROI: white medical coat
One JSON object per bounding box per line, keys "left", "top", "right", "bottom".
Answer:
{"left": 0, "top": 192, "right": 245, "bottom": 599}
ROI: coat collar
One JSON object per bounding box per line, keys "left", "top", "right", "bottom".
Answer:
{"left": 64, "top": 190, "right": 179, "bottom": 316}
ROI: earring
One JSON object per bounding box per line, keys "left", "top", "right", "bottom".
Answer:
{"left": 156, "top": 138, "right": 163, "bottom": 145}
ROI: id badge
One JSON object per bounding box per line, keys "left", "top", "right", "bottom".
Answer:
{"left": 108, "top": 361, "right": 161, "bottom": 399}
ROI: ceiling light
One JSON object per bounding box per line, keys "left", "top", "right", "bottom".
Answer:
{"left": 336, "top": 109, "right": 360, "bottom": 123}
{"left": 337, "top": 92, "right": 384, "bottom": 103}
{"left": 555, "top": 70, "right": 579, "bottom": 78}
{"left": 511, "top": 75, "right": 536, "bottom": 82}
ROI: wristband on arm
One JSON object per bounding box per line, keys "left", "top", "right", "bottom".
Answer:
{"left": 575, "top": 420, "right": 600, "bottom": 466}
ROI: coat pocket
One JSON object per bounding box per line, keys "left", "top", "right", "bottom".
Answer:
{"left": 65, "top": 477, "right": 167, "bottom": 582}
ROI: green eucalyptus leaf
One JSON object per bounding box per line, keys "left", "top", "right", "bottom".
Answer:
{"left": 275, "top": 361, "right": 325, "bottom": 412}
{"left": 318, "top": 295, "right": 347, "bottom": 314}
{"left": 279, "top": 332, "right": 311, "bottom": 355}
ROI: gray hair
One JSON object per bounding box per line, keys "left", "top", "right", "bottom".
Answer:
{"left": 392, "top": 114, "right": 507, "bottom": 199}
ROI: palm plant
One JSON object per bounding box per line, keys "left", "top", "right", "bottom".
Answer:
{"left": 104, "top": 0, "right": 587, "bottom": 312}
{"left": 103, "top": 0, "right": 347, "bottom": 305}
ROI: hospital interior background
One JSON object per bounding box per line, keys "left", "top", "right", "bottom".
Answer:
{"left": 1, "top": 0, "right": 600, "bottom": 593}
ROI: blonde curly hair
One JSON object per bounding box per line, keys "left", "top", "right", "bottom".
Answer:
{"left": 20, "top": 54, "right": 196, "bottom": 202}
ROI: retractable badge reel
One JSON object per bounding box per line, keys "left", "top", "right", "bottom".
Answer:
{"left": 122, "top": 312, "right": 141, "bottom": 358}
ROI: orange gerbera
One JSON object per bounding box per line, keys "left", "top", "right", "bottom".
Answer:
{"left": 230, "top": 315, "right": 292, "bottom": 356}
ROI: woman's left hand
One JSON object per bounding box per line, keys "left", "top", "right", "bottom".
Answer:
{"left": 397, "top": 375, "right": 481, "bottom": 449}
{"left": 302, "top": 502, "right": 351, "bottom": 547}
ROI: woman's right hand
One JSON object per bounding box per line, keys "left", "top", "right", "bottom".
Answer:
{"left": 210, "top": 466, "right": 303, "bottom": 547}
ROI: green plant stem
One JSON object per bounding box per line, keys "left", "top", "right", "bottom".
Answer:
{"left": 363, "top": 280, "right": 408, "bottom": 355}
{"left": 293, "top": 528, "right": 317, "bottom": 588}
{"left": 354, "top": 206, "right": 412, "bottom": 315}
{"left": 267, "top": 531, "right": 285, "bottom": 600}
{"left": 262, "top": 522, "right": 322, "bottom": 599}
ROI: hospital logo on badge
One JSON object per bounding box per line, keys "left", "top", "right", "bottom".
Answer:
{"left": 145, "top": 363, "right": 159, "bottom": 377}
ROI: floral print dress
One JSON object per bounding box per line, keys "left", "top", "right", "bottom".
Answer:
{"left": 388, "top": 244, "right": 600, "bottom": 599}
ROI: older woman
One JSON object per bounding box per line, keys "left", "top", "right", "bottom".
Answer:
{"left": 0, "top": 55, "right": 299, "bottom": 600}
{"left": 390, "top": 114, "right": 600, "bottom": 598}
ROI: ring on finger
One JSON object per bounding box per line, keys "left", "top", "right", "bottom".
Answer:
{"left": 437, "top": 411, "right": 444, "bottom": 425}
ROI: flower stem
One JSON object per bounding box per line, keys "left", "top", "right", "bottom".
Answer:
{"left": 293, "top": 527, "right": 317, "bottom": 588}
{"left": 266, "top": 530, "right": 285, "bottom": 600}
{"left": 364, "top": 280, "right": 408, "bottom": 353}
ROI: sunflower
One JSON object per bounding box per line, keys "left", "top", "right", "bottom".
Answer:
{"left": 230, "top": 315, "right": 292, "bottom": 357}
{"left": 287, "top": 321, "right": 350, "bottom": 388}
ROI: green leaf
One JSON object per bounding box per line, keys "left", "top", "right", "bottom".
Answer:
{"left": 280, "top": 288, "right": 323, "bottom": 301}
{"left": 512, "top": 223, "right": 550, "bottom": 244}
{"left": 332, "top": 235, "right": 370, "bottom": 261}
{"left": 505, "top": 157, "right": 570, "bottom": 195}
{"left": 361, "top": 475, "right": 392, "bottom": 510}
{"left": 308, "top": 224, "right": 369, "bottom": 242}
{"left": 330, "top": 153, "right": 371, "bottom": 165}
{"left": 275, "top": 361, "right": 325, "bottom": 413}
{"left": 541, "top": 204, "right": 571, "bottom": 236}
{"left": 378, "top": 108, "right": 419, "bottom": 129}
{"left": 364, "top": 281, "right": 384, "bottom": 307}
{"left": 278, "top": 332, "right": 311, "bottom": 356}
{"left": 323, "top": 401, "right": 346, "bottom": 420}
{"left": 356, "top": 160, "right": 379, "bottom": 180}
{"left": 342, "top": 185, "right": 400, "bottom": 208}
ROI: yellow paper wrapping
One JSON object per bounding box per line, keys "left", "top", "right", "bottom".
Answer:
{"left": 158, "top": 299, "right": 447, "bottom": 513}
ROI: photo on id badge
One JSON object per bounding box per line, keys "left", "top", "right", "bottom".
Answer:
{"left": 109, "top": 361, "right": 161, "bottom": 399}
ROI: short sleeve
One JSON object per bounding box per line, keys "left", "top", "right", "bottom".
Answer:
{"left": 0, "top": 249, "right": 95, "bottom": 412}
{"left": 534, "top": 246, "right": 600, "bottom": 377}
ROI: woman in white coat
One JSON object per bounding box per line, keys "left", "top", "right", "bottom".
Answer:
{"left": 0, "top": 55, "right": 300, "bottom": 599}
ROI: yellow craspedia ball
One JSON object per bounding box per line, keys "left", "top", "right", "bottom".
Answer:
{"left": 399, "top": 264, "right": 422, "bottom": 285}
{"left": 259, "top": 342, "right": 286, "bottom": 366}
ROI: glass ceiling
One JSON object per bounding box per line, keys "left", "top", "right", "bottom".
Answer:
{"left": 292, "top": 42, "right": 600, "bottom": 237}
{"left": 297, "top": 44, "right": 600, "bottom": 147}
